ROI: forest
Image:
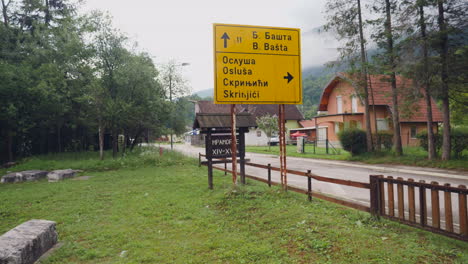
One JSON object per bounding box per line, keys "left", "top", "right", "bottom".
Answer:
{"left": 0, "top": 0, "right": 191, "bottom": 162}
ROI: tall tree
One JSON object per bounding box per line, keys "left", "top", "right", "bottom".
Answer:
{"left": 90, "top": 12, "right": 129, "bottom": 158}
{"left": 437, "top": 0, "right": 451, "bottom": 160}
{"left": 370, "top": 0, "right": 403, "bottom": 155}
{"left": 418, "top": 0, "right": 436, "bottom": 160}
{"left": 324, "top": 0, "right": 374, "bottom": 152}
{"left": 399, "top": 0, "right": 437, "bottom": 159}
{"left": 159, "top": 61, "right": 190, "bottom": 149}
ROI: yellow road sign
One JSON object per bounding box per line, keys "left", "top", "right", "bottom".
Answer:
{"left": 213, "top": 23, "right": 302, "bottom": 104}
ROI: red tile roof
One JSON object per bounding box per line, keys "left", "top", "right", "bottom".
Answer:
{"left": 319, "top": 74, "right": 443, "bottom": 123}
{"left": 299, "top": 120, "right": 315, "bottom": 128}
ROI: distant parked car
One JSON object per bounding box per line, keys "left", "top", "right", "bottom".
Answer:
{"left": 268, "top": 136, "right": 279, "bottom": 146}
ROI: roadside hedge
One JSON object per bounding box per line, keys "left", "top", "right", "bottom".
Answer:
{"left": 338, "top": 128, "right": 367, "bottom": 156}
{"left": 374, "top": 131, "right": 393, "bottom": 150}
{"left": 417, "top": 128, "right": 468, "bottom": 158}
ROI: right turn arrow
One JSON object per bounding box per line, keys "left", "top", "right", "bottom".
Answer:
{"left": 283, "top": 72, "right": 294, "bottom": 83}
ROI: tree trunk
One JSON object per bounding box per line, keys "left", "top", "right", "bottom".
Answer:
{"left": 99, "top": 123, "right": 104, "bottom": 160}
{"left": 122, "top": 132, "right": 127, "bottom": 156}
{"left": 419, "top": 3, "right": 436, "bottom": 160}
{"left": 357, "top": 0, "right": 373, "bottom": 152}
{"left": 437, "top": 0, "right": 451, "bottom": 160}
{"left": 112, "top": 130, "right": 118, "bottom": 158}
{"left": 1, "top": 0, "right": 9, "bottom": 27}
{"left": 369, "top": 80, "right": 380, "bottom": 150}
{"left": 7, "top": 130, "right": 13, "bottom": 162}
{"left": 385, "top": 0, "right": 403, "bottom": 155}
{"left": 57, "top": 124, "right": 62, "bottom": 153}
{"left": 130, "top": 127, "right": 144, "bottom": 151}
{"left": 44, "top": 0, "right": 50, "bottom": 25}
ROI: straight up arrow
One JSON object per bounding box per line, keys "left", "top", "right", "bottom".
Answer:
{"left": 221, "top": 32, "right": 230, "bottom": 48}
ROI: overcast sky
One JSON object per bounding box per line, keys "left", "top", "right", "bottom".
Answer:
{"left": 81, "top": 0, "right": 339, "bottom": 92}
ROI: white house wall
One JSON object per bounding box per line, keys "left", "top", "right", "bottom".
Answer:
{"left": 245, "top": 129, "right": 270, "bottom": 146}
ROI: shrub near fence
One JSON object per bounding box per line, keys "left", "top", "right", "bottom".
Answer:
{"left": 338, "top": 128, "right": 367, "bottom": 155}
{"left": 417, "top": 128, "right": 468, "bottom": 158}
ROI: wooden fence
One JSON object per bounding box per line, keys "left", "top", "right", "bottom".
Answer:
{"left": 370, "top": 175, "right": 468, "bottom": 241}
{"left": 199, "top": 153, "right": 468, "bottom": 241}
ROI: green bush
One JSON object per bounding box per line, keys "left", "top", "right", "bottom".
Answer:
{"left": 338, "top": 128, "right": 367, "bottom": 156}
{"left": 416, "top": 130, "right": 442, "bottom": 154}
{"left": 417, "top": 128, "right": 468, "bottom": 158}
{"left": 374, "top": 131, "right": 393, "bottom": 150}
{"left": 451, "top": 128, "right": 468, "bottom": 158}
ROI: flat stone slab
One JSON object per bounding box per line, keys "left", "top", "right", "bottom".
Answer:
{"left": 1, "top": 171, "right": 48, "bottom": 184}
{"left": 0, "top": 219, "right": 57, "bottom": 264}
{"left": 47, "top": 169, "right": 77, "bottom": 182}
{"left": 72, "top": 176, "right": 92, "bottom": 181}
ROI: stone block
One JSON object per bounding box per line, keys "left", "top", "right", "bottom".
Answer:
{"left": 1, "top": 171, "right": 48, "bottom": 184}
{"left": 0, "top": 219, "right": 58, "bottom": 264}
{"left": 47, "top": 169, "right": 76, "bottom": 182}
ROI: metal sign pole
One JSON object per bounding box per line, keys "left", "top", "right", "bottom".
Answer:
{"left": 231, "top": 104, "right": 238, "bottom": 185}
{"left": 282, "top": 104, "right": 287, "bottom": 190}
{"left": 278, "top": 105, "right": 283, "bottom": 187}
{"left": 278, "top": 104, "right": 287, "bottom": 190}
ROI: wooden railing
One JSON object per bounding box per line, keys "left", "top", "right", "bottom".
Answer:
{"left": 199, "top": 153, "right": 370, "bottom": 212}
{"left": 199, "top": 153, "right": 468, "bottom": 241}
{"left": 370, "top": 175, "right": 468, "bottom": 241}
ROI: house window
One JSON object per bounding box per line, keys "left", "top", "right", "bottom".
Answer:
{"left": 257, "top": 130, "right": 262, "bottom": 137}
{"left": 410, "top": 126, "right": 417, "bottom": 139}
{"left": 377, "top": 118, "right": 389, "bottom": 131}
{"left": 351, "top": 95, "right": 358, "bottom": 113}
{"left": 336, "top": 96, "right": 343, "bottom": 113}
{"left": 335, "top": 122, "right": 344, "bottom": 133}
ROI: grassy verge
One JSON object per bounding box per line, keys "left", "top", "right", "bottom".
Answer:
{"left": 0, "top": 148, "right": 467, "bottom": 263}
{"left": 245, "top": 145, "right": 468, "bottom": 170}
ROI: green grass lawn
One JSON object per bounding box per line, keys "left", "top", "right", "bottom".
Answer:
{"left": 1, "top": 148, "right": 467, "bottom": 263}
{"left": 245, "top": 145, "right": 468, "bottom": 170}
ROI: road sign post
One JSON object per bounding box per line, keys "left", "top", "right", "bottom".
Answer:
{"left": 213, "top": 23, "right": 302, "bottom": 188}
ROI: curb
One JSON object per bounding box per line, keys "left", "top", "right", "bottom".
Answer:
{"left": 279, "top": 156, "right": 468, "bottom": 181}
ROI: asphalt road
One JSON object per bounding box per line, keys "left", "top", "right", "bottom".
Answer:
{"left": 161, "top": 143, "right": 468, "bottom": 231}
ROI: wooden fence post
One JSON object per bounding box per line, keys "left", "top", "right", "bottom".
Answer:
{"left": 379, "top": 175, "right": 385, "bottom": 215}
{"left": 419, "top": 180, "right": 427, "bottom": 227}
{"left": 431, "top": 181, "right": 440, "bottom": 229}
{"left": 408, "top": 178, "right": 416, "bottom": 223}
{"left": 307, "top": 170, "right": 312, "bottom": 202}
{"left": 388, "top": 176, "right": 395, "bottom": 217}
{"left": 369, "top": 175, "right": 380, "bottom": 217}
{"left": 459, "top": 185, "right": 467, "bottom": 237}
{"left": 267, "top": 163, "right": 271, "bottom": 187}
{"left": 224, "top": 160, "right": 227, "bottom": 175}
{"left": 444, "top": 183, "right": 453, "bottom": 233}
{"left": 397, "top": 177, "right": 405, "bottom": 220}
